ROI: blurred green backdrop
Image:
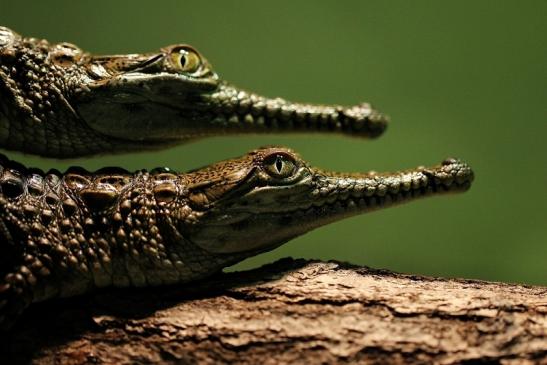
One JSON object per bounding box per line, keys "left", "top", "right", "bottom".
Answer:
{"left": 1, "top": 1, "right": 545, "bottom": 285}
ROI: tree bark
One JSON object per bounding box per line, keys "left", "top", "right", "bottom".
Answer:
{"left": 1, "top": 258, "right": 546, "bottom": 364}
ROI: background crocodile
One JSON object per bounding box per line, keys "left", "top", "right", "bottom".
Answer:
{"left": 0, "top": 26, "right": 387, "bottom": 158}
{"left": 0, "top": 147, "right": 473, "bottom": 329}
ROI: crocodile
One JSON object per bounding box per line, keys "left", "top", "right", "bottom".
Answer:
{"left": 0, "top": 26, "right": 387, "bottom": 158}
{"left": 0, "top": 147, "right": 473, "bottom": 329}
{"left": 0, "top": 27, "right": 474, "bottom": 329}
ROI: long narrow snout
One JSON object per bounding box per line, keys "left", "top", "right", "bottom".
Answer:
{"left": 304, "top": 158, "right": 473, "bottom": 223}
{"left": 198, "top": 83, "right": 389, "bottom": 139}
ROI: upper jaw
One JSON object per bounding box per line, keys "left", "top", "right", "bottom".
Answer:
{"left": 75, "top": 70, "right": 389, "bottom": 144}
{"left": 186, "top": 158, "right": 473, "bottom": 255}
{"left": 301, "top": 158, "right": 473, "bottom": 213}
{"left": 199, "top": 82, "right": 389, "bottom": 138}
{"left": 198, "top": 158, "right": 473, "bottom": 221}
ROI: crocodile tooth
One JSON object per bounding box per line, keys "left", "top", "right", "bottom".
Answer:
{"left": 243, "top": 114, "right": 254, "bottom": 125}
{"left": 228, "top": 115, "right": 239, "bottom": 125}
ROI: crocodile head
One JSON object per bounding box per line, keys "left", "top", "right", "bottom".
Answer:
{"left": 0, "top": 27, "right": 389, "bottom": 157}
{"left": 74, "top": 44, "right": 389, "bottom": 145}
{"left": 182, "top": 147, "right": 473, "bottom": 255}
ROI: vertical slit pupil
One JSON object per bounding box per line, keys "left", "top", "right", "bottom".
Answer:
{"left": 179, "top": 51, "right": 187, "bottom": 67}
{"left": 275, "top": 156, "right": 283, "bottom": 173}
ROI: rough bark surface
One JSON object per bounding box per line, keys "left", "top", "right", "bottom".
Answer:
{"left": 1, "top": 258, "right": 546, "bottom": 364}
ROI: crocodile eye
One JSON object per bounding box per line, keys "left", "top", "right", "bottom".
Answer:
{"left": 169, "top": 47, "right": 201, "bottom": 73}
{"left": 263, "top": 153, "right": 297, "bottom": 179}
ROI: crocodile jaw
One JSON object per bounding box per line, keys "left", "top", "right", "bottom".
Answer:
{"left": 199, "top": 82, "right": 389, "bottom": 138}
{"left": 185, "top": 158, "right": 473, "bottom": 254}
{"left": 74, "top": 77, "right": 389, "bottom": 144}
{"left": 0, "top": 26, "right": 389, "bottom": 157}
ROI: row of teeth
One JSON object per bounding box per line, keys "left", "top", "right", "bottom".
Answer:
{"left": 208, "top": 110, "right": 364, "bottom": 131}
{"left": 207, "top": 91, "right": 381, "bottom": 131}
{"left": 317, "top": 168, "right": 470, "bottom": 200}
{"left": 301, "top": 182, "right": 466, "bottom": 214}
{"left": 205, "top": 84, "right": 389, "bottom": 133}
{"left": 316, "top": 173, "right": 431, "bottom": 200}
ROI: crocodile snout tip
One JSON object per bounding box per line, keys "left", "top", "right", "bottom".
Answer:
{"left": 340, "top": 103, "right": 389, "bottom": 138}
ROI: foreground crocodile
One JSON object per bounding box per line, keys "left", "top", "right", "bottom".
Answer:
{"left": 0, "top": 148, "right": 473, "bottom": 329}
{"left": 0, "top": 26, "right": 387, "bottom": 158}
{"left": 0, "top": 27, "right": 473, "bottom": 329}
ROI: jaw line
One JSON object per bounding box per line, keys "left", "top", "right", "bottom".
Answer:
{"left": 190, "top": 162, "right": 473, "bottom": 251}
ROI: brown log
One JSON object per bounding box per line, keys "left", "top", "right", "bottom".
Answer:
{"left": 1, "top": 258, "right": 546, "bottom": 364}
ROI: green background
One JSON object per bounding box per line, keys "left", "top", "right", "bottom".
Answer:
{"left": 1, "top": 1, "right": 545, "bottom": 285}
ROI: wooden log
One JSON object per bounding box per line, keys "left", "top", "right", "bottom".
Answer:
{"left": 1, "top": 258, "right": 546, "bottom": 364}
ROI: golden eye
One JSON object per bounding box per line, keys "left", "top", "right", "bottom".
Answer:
{"left": 169, "top": 47, "right": 201, "bottom": 73}
{"left": 263, "top": 154, "right": 297, "bottom": 179}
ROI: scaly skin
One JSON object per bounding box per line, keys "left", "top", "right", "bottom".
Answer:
{"left": 0, "top": 27, "right": 473, "bottom": 330}
{"left": 0, "top": 27, "right": 388, "bottom": 158}
{"left": 0, "top": 147, "right": 473, "bottom": 329}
